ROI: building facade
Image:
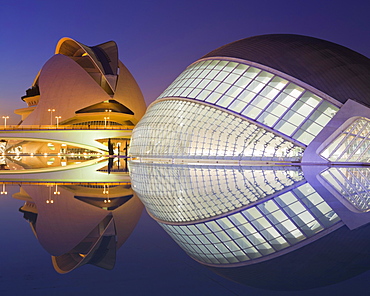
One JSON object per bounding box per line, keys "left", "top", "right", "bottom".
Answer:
{"left": 16, "top": 37, "right": 146, "bottom": 127}
{"left": 129, "top": 34, "right": 370, "bottom": 289}
{"left": 130, "top": 34, "right": 370, "bottom": 165}
{"left": 2, "top": 38, "right": 147, "bottom": 170}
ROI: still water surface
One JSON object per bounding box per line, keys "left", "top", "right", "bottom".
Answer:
{"left": 0, "top": 160, "right": 369, "bottom": 295}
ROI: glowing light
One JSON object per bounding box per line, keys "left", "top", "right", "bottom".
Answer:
{"left": 2, "top": 116, "right": 9, "bottom": 129}
{"left": 0, "top": 184, "right": 7, "bottom": 194}
{"left": 53, "top": 184, "right": 60, "bottom": 195}
{"left": 55, "top": 116, "right": 61, "bottom": 128}
{"left": 104, "top": 117, "right": 110, "bottom": 128}
{"left": 47, "top": 108, "right": 55, "bottom": 125}
{"left": 103, "top": 184, "right": 111, "bottom": 204}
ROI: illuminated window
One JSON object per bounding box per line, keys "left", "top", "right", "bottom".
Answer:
{"left": 320, "top": 117, "right": 370, "bottom": 163}
{"left": 158, "top": 59, "right": 340, "bottom": 146}
{"left": 130, "top": 100, "right": 304, "bottom": 161}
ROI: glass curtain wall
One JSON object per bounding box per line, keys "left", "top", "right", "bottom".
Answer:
{"left": 320, "top": 117, "right": 370, "bottom": 163}
{"left": 158, "top": 59, "right": 339, "bottom": 145}
{"left": 130, "top": 100, "right": 304, "bottom": 161}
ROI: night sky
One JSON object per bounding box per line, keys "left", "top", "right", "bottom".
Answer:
{"left": 2, "top": 1, "right": 370, "bottom": 295}
{"left": 1, "top": 0, "right": 370, "bottom": 124}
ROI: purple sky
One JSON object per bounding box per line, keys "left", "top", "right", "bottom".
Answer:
{"left": 2, "top": 2, "right": 370, "bottom": 294}
{"left": 1, "top": 0, "right": 370, "bottom": 124}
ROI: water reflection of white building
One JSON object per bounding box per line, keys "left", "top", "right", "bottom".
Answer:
{"left": 14, "top": 183, "right": 143, "bottom": 273}
{"left": 130, "top": 162, "right": 370, "bottom": 289}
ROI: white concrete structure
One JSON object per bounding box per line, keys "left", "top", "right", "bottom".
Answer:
{"left": 3, "top": 38, "right": 146, "bottom": 171}
{"left": 130, "top": 34, "right": 370, "bottom": 165}
{"left": 128, "top": 35, "right": 370, "bottom": 286}
{"left": 16, "top": 38, "right": 146, "bottom": 127}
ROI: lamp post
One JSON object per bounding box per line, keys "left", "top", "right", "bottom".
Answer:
{"left": 2, "top": 116, "right": 9, "bottom": 129}
{"left": 55, "top": 116, "right": 61, "bottom": 128}
{"left": 105, "top": 109, "right": 112, "bottom": 127}
{"left": 104, "top": 117, "right": 110, "bottom": 128}
{"left": 47, "top": 109, "right": 55, "bottom": 125}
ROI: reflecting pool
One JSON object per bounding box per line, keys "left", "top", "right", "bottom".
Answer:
{"left": 1, "top": 158, "right": 370, "bottom": 295}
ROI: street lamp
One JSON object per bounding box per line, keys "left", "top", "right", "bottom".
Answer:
{"left": 105, "top": 109, "right": 112, "bottom": 127}
{"left": 48, "top": 109, "right": 55, "bottom": 125}
{"left": 55, "top": 116, "right": 61, "bottom": 128}
{"left": 104, "top": 117, "right": 110, "bottom": 128}
{"left": 2, "top": 116, "right": 9, "bottom": 129}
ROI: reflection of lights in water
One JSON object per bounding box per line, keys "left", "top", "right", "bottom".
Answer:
{"left": 131, "top": 162, "right": 370, "bottom": 290}
{"left": 47, "top": 158, "right": 55, "bottom": 165}
{"left": 46, "top": 184, "right": 56, "bottom": 204}
{"left": 103, "top": 184, "right": 110, "bottom": 203}
{"left": 53, "top": 184, "right": 60, "bottom": 195}
{"left": 1, "top": 184, "right": 7, "bottom": 194}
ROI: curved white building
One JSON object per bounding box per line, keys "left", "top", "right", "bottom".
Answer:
{"left": 130, "top": 34, "right": 370, "bottom": 164}
{"left": 129, "top": 34, "right": 370, "bottom": 289}
{"left": 16, "top": 37, "right": 146, "bottom": 127}
{"left": 4, "top": 38, "right": 147, "bottom": 170}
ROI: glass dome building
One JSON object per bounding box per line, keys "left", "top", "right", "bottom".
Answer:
{"left": 130, "top": 34, "right": 370, "bottom": 164}
{"left": 129, "top": 34, "right": 370, "bottom": 289}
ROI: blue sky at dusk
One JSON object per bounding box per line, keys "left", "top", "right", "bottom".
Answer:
{"left": 1, "top": 0, "right": 370, "bottom": 124}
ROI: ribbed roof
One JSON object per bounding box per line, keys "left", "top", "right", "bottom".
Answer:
{"left": 203, "top": 34, "right": 370, "bottom": 105}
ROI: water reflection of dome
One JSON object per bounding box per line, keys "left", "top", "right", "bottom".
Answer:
{"left": 128, "top": 34, "right": 370, "bottom": 290}
{"left": 15, "top": 184, "right": 143, "bottom": 273}
{"left": 208, "top": 223, "right": 370, "bottom": 290}
{"left": 130, "top": 163, "right": 370, "bottom": 290}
